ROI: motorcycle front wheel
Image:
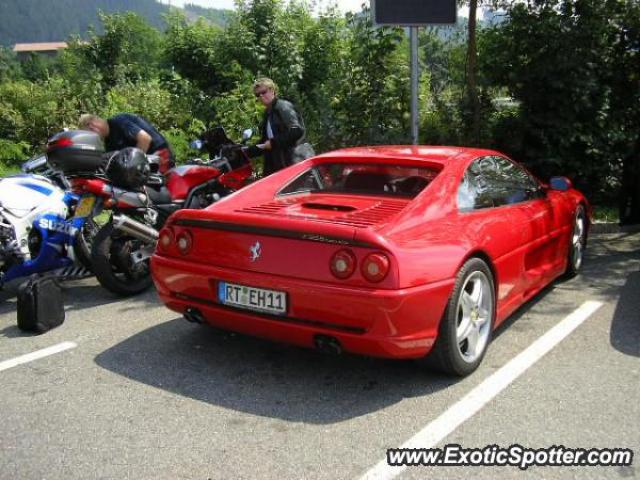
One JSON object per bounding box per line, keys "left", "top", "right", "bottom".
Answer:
{"left": 91, "top": 222, "right": 153, "bottom": 296}
{"left": 73, "top": 218, "right": 99, "bottom": 272}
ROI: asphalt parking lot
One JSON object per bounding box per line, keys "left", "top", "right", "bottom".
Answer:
{"left": 0, "top": 231, "right": 638, "bottom": 480}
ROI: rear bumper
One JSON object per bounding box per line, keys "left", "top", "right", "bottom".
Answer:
{"left": 151, "top": 255, "right": 454, "bottom": 359}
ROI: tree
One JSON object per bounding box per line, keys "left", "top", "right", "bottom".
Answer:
{"left": 480, "top": 0, "right": 639, "bottom": 208}
{"left": 0, "top": 47, "right": 22, "bottom": 82}
{"left": 465, "top": 0, "right": 481, "bottom": 144}
{"left": 609, "top": 0, "right": 640, "bottom": 224}
{"left": 20, "top": 52, "right": 61, "bottom": 82}
{"left": 329, "top": 9, "right": 410, "bottom": 147}
{"left": 78, "top": 12, "right": 163, "bottom": 88}
{"left": 163, "top": 12, "right": 231, "bottom": 96}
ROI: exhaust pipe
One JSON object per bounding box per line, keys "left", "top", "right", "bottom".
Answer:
{"left": 112, "top": 214, "right": 159, "bottom": 244}
{"left": 184, "top": 307, "right": 204, "bottom": 324}
{"left": 314, "top": 334, "right": 342, "bottom": 356}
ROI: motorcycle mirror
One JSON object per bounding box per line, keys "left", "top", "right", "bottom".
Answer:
{"left": 241, "top": 129, "right": 253, "bottom": 143}
{"left": 190, "top": 140, "right": 203, "bottom": 150}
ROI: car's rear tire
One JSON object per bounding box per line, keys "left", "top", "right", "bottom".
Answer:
{"left": 420, "top": 257, "right": 495, "bottom": 376}
{"left": 564, "top": 205, "right": 587, "bottom": 278}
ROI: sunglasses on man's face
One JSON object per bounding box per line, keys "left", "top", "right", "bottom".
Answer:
{"left": 255, "top": 89, "right": 271, "bottom": 98}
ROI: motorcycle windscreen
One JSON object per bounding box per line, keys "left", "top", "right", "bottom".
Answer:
{"left": 0, "top": 177, "right": 66, "bottom": 218}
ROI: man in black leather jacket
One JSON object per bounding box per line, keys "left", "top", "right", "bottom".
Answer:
{"left": 248, "top": 78, "right": 314, "bottom": 176}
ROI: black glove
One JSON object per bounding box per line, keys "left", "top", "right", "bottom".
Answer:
{"left": 246, "top": 144, "right": 263, "bottom": 158}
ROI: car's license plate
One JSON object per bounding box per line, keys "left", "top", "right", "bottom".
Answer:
{"left": 218, "top": 281, "right": 287, "bottom": 315}
{"left": 74, "top": 196, "right": 95, "bottom": 218}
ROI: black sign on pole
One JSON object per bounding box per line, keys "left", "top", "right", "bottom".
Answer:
{"left": 371, "top": 0, "right": 456, "bottom": 144}
{"left": 371, "top": 0, "right": 457, "bottom": 26}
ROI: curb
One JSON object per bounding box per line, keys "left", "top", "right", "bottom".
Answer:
{"left": 591, "top": 222, "right": 640, "bottom": 234}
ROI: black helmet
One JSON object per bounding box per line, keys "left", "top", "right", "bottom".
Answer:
{"left": 106, "top": 147, "right": 150, "bottom": 189}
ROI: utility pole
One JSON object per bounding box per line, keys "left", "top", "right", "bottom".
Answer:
{"left": 372, "top": 0, "right": 456, "bottom": 146}
{"left": 410, "top": 26, "right": 419, "bottom": 145}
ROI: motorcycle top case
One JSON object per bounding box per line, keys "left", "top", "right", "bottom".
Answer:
{"left": 46, "top": 130, "right": 105, "bottom": 174}
{"left": 17, "top": 277, "right": 65, "bottom": 334}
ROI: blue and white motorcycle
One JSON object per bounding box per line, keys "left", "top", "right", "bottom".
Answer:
{"left": 0, "top": 155, "right": 97, "bottom": 288}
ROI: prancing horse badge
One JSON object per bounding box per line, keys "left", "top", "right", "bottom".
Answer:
{"left": 249, "top": 241, "right": 261, "bottom": 262}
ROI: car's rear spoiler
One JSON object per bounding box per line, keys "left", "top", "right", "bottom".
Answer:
{"left": 170, "top": 209, "right": 388, "bottom": 249}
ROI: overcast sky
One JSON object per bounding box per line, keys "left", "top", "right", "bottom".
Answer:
{"left": 162, "top": 0, "right": 369, "bottom": 14}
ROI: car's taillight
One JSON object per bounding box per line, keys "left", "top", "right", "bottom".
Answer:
{"left": 176, "top": 231, "right": 193, "bottom": 255}
{"left": 361, "top": 253, "right": 390, "bottom": 283}
{"left": 157, "top": 227, "right": 174, "bottom": 253}
{"left": 330, "top": 249, "right": 356, "bottom": 279}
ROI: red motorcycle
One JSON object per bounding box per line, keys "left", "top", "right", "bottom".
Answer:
{"left": 46, "top": 127, "right": 254, "bottom": 296}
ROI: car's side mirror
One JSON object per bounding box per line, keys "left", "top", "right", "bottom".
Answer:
{"left": 548, "top": 176, "right": 573, "bottom": 191}
{"left": 241, "top": 128, "right": 253, "bottom": 144}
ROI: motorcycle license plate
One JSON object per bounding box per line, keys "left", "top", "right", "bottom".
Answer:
{"left": 74, "top": 196, "right": 95, "bottom": 218}
{"left": 218, "top": 281, "right": 287, "bottom": 315}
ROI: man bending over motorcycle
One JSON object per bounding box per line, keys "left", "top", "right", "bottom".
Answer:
{"left": 78, "top": 113, "right": 175, "bottom": 173}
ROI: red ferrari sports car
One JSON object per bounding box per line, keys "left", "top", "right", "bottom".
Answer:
{"left": 151, "top": 146, "right": 589, "bottom": 376}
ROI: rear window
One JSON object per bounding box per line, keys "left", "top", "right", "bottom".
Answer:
{"left": 278, "top": 163, "right": 439, "bottom": 198}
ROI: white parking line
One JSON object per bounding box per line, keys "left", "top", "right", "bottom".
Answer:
{"left": 360, "top": 300, "right": 603, "bottom": 480}
{"left": 0, "top": 341, "right": 77, "bottom": 373}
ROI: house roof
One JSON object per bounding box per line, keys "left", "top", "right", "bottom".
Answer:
{"left": 13, "top": 42, "right": 68, "bottom": 53}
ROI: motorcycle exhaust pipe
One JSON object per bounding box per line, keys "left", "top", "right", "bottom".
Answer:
{"left": 112, "top": 214, "right": 159, "bottom": 245}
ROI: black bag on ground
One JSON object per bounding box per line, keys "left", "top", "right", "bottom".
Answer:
{"left": 17, "top": 277, "right": 65, "bottom": 334}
